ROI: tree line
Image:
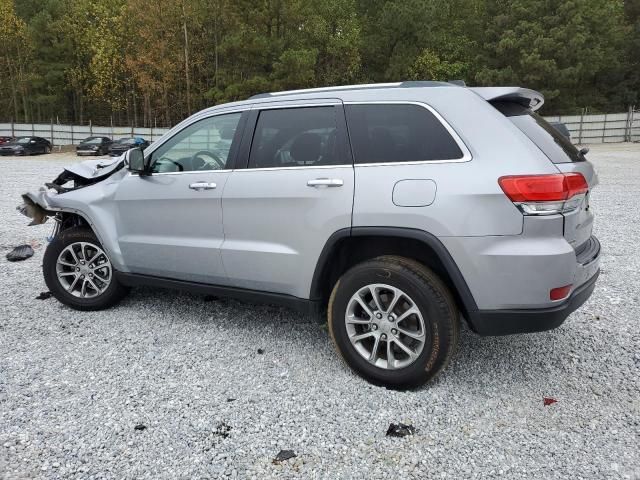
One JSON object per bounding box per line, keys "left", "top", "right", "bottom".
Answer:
{"left": 1, "top": 0, "right": 639, "bottom": 127}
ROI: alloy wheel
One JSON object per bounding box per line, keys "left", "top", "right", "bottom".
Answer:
{"left": 55, "top": 241, "right": 112, "bottom": 298}
{"left": 345, "top": 283, "right": 427, "bottom": 370}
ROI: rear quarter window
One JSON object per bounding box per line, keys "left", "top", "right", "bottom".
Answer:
{"left": 493, "top": 101, "right": 582, "bottom": 163}
{"left": 344, "top": 104, "right": 464, "bottom": 164}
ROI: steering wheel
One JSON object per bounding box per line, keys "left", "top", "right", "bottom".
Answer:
{"left": 191, "top": 150, "right": 225, "bottom": 170}
{"left": 156, "top": 157, "right": 184, "bottom": 172}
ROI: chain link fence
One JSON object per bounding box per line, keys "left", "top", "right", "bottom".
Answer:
{"left": 544, "top": 106, "right": 638, "bottom": 144}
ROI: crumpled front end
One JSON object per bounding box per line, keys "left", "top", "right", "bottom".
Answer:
{"left": 18, "top": 156, "right": 129, "bottom": 271}
{"left": 17, "top": 156, "right": 126, "bottom": 226}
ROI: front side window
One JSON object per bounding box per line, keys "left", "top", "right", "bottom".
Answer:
{"left": 248, "top": 107, "right": 340, "bottom": 168}
{"left": 151, "top": 112, "right": 241, "bottom": 173}
{"left": 345, "top": 104, "right": 464, "bottom": 164}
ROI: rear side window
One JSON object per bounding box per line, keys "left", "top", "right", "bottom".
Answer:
{"left": 493, "top": 101, "right": 582, "bottom": 163}
{"left": 248, "top": 107, "right": 340, "bottom": 168}
{"left": 345, "top": 104, "right": 464, "bottom": 164}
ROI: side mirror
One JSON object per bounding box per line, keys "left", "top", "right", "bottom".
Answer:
{"left": 579, "top": 147, "right": 589, "bottom": 156}
{"left": 127, "top": 148, "right": 149, "bottom": 175}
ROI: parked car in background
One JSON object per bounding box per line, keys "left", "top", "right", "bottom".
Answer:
{"left": 0, "top": 136, "right": 52, "bottom": 156}
{"left": 76, "top": 136, "right": 112, "bottom": 156}
{"left": 550, "top": 121, "right": 571, "bottom": 140}
{"left": 0, "top": 136, "right": 15, "bottom": 145}
{"left": 108, "top": 137, "right": 150, "bottom": 156}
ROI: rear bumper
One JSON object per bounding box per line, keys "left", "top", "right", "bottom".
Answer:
{"left": 469, "top": 268, "right": 599, "bottom": 335}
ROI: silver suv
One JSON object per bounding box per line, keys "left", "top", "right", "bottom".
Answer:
{"left": 21, "top": 82, "right": 600, "bottom": 389}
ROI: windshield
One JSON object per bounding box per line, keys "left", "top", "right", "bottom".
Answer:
{"left": 493, "top": 101, "right": 582, "bottom": 163}
{"left": 82, "top": 137, "right": 103, "bottom": 144}
{"left": 16, "top": 137, "right": 32, "bottom": 144}
{"left": 116, "top": 138, "right": 135, "bottom": 144}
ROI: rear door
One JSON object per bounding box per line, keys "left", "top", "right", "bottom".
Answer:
{"left": 221, "top": 100, "right": 354, "bottom": 299}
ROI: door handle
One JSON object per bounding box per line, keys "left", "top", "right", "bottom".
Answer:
{"left": 189, "top": 182, "right": 217, "bottom": 191}
{"left": 307, "top": 178, "right": 344, "bottom": 188}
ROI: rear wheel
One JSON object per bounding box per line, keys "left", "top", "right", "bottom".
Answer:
{"left": 328, "top": 256, "right": 459, "bottom": 389}
{"left": 43, "top": 228, "right": 129, "bottom": 311}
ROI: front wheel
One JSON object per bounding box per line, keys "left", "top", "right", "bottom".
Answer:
{"left": 328, "top": 256, "right": 459, "bottom": 389}
{"left": 43, "top": 227, "right": 129, "bottom": 311}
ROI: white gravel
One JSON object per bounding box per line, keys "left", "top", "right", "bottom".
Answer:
{"left": 1, "top": 145, "right": 639, "bottom": 479}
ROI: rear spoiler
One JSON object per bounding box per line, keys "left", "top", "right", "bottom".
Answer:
{"left": 470, "top": 87, "right": 544, "bottom": 111}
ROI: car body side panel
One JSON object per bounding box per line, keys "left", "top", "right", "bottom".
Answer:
{"left": 347, "top": 89, "right": 561, "bottom": 237}
{"left": 439, "top": 215, "right": 600, "bottom": 310}
{"left": 221, "top": 165, "right": 355, "bottom": 297}
{"left": 113, "top": 171, "right": 231, "bottom": 284}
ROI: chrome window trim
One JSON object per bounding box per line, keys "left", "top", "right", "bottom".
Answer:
{"left": 343, "top": 100, "right": 472, "bottom": 165}
{"left": 238, "top": 164, "right": 352, "bottom": 173}
{"left": 129, "top": 169, "right": 232, "bottom": 177}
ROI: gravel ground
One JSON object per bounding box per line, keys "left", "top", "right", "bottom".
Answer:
{"left": 1, "top": 145, "right": 639, "bottom": 480}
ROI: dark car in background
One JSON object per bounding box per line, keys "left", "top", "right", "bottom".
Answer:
{"left": 550, "top": 122, "right": 571, "bottom": 140}
{"left": 0, "top": 136, "right": 52, "bottom": 156}
{"left": 108, "top": 137, "right": 150, "bottom": 156}
{"left": 76, "top": 136, "right": 112, "bottom": 156}
{"left": 0, "top": 136, "right": 15, "bottom": 145}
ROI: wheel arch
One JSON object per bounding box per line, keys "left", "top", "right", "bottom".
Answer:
{"left": 310, "top": 227, "right": 479, "bottom": 326}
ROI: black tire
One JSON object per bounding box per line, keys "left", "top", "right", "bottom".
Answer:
{"left": 328, "top": 255, "right": 459, "bottom": 389}
{"left": 43, "top": 227, "right": 129, "bottom": 311}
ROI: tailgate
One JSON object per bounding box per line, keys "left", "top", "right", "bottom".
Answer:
{"left": 555, "top": 160, "right": 598, "bottom": 250}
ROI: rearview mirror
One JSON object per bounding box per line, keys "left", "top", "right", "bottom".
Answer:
{"left": 127, "top": 148, "right": 148, "bottom": 175}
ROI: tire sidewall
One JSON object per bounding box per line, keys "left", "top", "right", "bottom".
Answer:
{"left": 43, "top": 228, "right": 124, "bottom": 311}
{"left": 329, "top": 260, "right": 455, "bottom": 389}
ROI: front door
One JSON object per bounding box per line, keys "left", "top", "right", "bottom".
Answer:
{"left": 114, "top": 110, "right": 245, "bottom": 284}
{"left": 221, "top": 102, "right": 354, "bottom": 299}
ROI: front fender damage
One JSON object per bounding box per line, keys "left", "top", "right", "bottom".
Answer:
{"left": 17, "top": 156, "right": 126, "bottom": 226}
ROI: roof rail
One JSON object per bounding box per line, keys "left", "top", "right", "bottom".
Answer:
{"left": 248, "top": 81, "right": 451, "bottom": 99}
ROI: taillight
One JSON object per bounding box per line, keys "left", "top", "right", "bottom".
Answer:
{"left": 498, "top": 173, "right": 588, "bottom": 215}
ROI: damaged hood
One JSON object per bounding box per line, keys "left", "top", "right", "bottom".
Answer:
{"left": 64, "top": 156, "right": 125, "bottom": 181}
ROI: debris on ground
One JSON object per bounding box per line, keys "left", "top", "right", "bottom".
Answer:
{"left": 213, "top": 422, "right": 231, "bottom": 439}
{"left": 386, "top": 423, "right": 416, "bottom": 437}
{"left": 35, "top": 292, "right": 52, "bottom": 300}
{"left": 226, "top": 398, "right": 236, "bottom": 402}
{"left": 257, "top": 348, "right": 265, "bottom": 354}
{"left": 543, "top": 397, "right": 558, "bottom": 406}
{"left": 134, "top": 424, "right": 147, "bottom": 431}
{"left": 273, "top": 449, "right": 296, "bottom": 463}
{"left": 6, "top": 245, "right": 34, "bottom": 262}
